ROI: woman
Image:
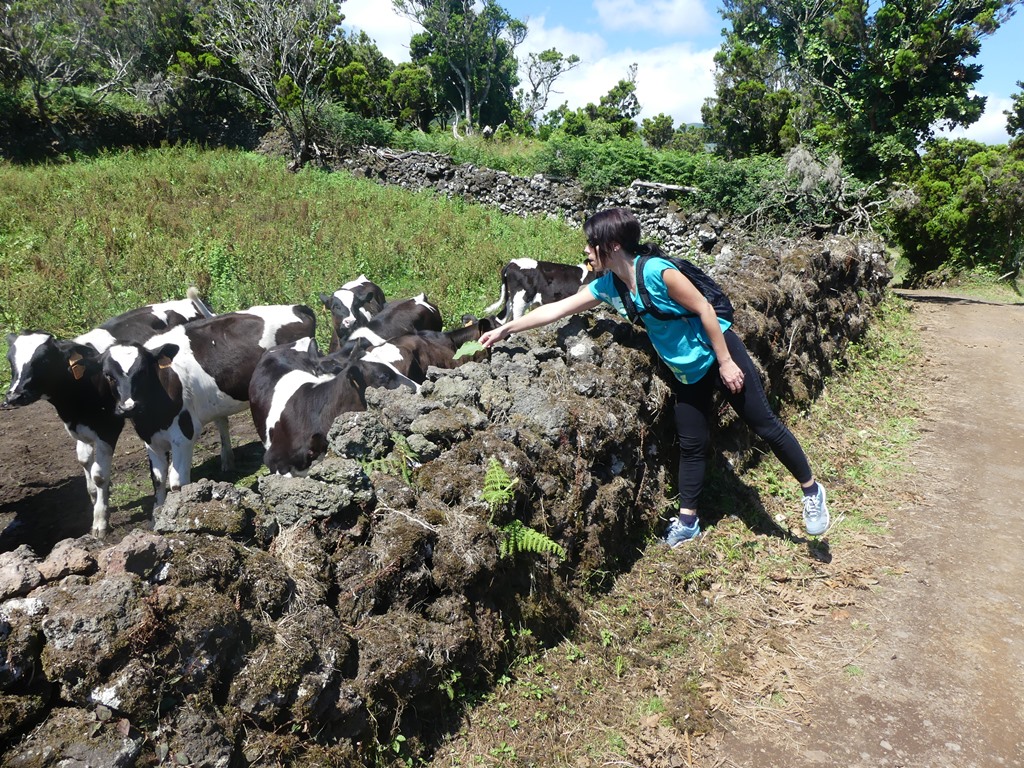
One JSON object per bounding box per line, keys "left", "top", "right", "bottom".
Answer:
{"left": 479, "top": 207, "right": 829, "bottom": 545}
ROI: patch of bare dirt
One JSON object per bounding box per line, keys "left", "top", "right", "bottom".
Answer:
{"left": 0, "top": 404, "right": 263, "bottom": 554}
{"left": 709, "top": 292, "right": 1024, "bottom": 767}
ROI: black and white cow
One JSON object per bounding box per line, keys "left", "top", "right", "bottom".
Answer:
{"left": 360, "top": 318, "right": 494, "bottom": 384}
{"left": 249, "top": 339, "right": 417, "bottom": 476}
{"left": 100, "top": 304, "right": 316, "bottom": 506}
{"left": 1, "top": 291, "right": 216, "bottom": 537}
{"left": 483, "top": 259, "right": 598, "bottom": 324}
{"left": 318, "top": 275, "right": 387, "bottom": 351}
{"left": 335, "top": 293, "right": 443, "bottom": 357}
{"left": 75, "top": 288, "right": 216, "bottom": 351}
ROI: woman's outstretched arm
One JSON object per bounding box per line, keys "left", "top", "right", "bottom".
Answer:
{"left": 480, "top": 289, "right": 601, "bottom": 348}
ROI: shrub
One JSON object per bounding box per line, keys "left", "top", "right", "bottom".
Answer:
{"left": 884, "top": 138, "right": 1024, "bottom": 279}
{"left": 319, "top": 105, "right": 396, "bottom": 149}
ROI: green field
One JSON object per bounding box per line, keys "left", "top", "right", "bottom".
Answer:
{"left": 0, "top": 147, "right": 585, "bottom": 383}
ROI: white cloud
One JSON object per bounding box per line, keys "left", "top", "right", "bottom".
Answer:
{"left": 935, "top": 94, "right": 1013, "bottom": 145}
{"left": 593, "top": 0, "right": 715, "bottom": 36}
{"left": 341, "top": 0, "right": 420, "bottom": 64}
{"left": 520, "top": 13, "right": 607, "bottom": 60}
{"left": 520, "top": 13, "right": 716, "bottom": 125}
{"left": 631, "top": 45, "right": 718, "bottom": 124}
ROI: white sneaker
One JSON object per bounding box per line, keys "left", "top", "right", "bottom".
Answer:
{"left": 802, "top": 483, "right": 830, "bottom": 536}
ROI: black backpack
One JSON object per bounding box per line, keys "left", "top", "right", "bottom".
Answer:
{"left": 612, "top": 254, "right": 734, "bottom": 325}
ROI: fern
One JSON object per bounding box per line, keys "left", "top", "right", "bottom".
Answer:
{"left": 361, "top": 433, "right": 420, "bottom": 484}
{"left": 482, "top": 456, "right": 518, "bottom": 521}
{"left": 499, "top": 519, "right": 566, "bottom": 560}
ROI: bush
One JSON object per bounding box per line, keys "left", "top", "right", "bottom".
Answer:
{"left": 319, "top": 105, "right": 396, "bottom": 149}
{"left": 884, "top": 138, "right": 1024, "bottom": 280}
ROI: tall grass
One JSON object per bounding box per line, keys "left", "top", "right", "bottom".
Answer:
{"left": 0, "top": 147, "right": 584, "bottom": 384}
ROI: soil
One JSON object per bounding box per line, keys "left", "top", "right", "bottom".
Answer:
{"left": 713, "top": 291, "right": 1024, "bottom": 768}
{"left": 0, "top": 407, "right": 262, "bottom": 553}
{"left": 1, "top": 291, "right": 1022, "bottom": 767}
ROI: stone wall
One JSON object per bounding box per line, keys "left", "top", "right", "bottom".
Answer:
{"left": 0, "top": 147, "right": 892, "bottom": 766}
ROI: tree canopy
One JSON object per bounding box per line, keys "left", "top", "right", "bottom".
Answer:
{"left": 395, "top": 0, "right": 526, "bottom": 132}
{"left": 705, "top": 0, "right": 1019, "bottom": 179}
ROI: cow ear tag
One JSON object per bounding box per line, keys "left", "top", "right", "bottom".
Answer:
{"left": 585, "top": 262, "right": 594, "bottom": 272}
{"left": 68, "top": 352, "right": 85, "bottom": 380}
{"left": 158, "top": 356, "right": 174, "bottom": 369}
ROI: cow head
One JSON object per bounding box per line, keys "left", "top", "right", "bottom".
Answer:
{"left": 101, "top": 342, "right": 180, "bottom": 417}
{"left": 264, "top": 363, "right": 367, "bottom": 476}
{"left": 3, "top": 333, "right": 99, "bottom": 408}
{"left": 321, "top": 278, "right": 386, "bottom": 329}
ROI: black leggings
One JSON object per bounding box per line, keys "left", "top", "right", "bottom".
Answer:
{"left": 671, "top": 330, "right": 812, "bottom": 510}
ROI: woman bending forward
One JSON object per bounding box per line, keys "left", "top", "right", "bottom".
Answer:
{"left": 479, "top": 207, "right": 829, "bottom": 545}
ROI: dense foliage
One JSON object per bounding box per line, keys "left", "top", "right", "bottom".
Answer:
{"left": 703, "top": 0, "right": 1018, "bottom": 181}
{"left": 886, "top": 138, "right": 1024, "bottom": 279}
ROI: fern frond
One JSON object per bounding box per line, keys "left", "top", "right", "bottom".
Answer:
{"left": 482, "top": 457, "right": 518, "bottom": 518}
{"left": 499, "top": 519, "right": 566, "bottom": 560}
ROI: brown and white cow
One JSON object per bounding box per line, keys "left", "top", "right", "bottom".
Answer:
{"left": 358, "top": 319, "right": 493, "bottom": 384}
{"left": 248, "top": 338, "right": 417, "bottom": 477}
{"left": 483, "top": 259, "right": 598, "bottom": 324}
{"left": 2, "top": 291, "right": 215, "bottom": 537}
{"left": 334, "top": 293, "right": 443, "bottom": 357}
{"left": 100, "top": 304, "right": 315, "bottom": 507}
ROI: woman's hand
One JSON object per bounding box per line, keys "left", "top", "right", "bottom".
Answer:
{"left": 719, "top": 358, "right": 745, "bottom": 394}
{"left": 479, "top": 325, "right": 512, "bottom": 349}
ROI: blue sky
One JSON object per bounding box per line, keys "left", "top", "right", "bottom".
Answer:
{"left": 341, "top": 0, "right": 1023, "bottom": 144}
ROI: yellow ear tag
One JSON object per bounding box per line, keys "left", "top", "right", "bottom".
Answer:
{"left": 585, "top": 262, "right": 594, "bottom": 272}
{"left": 158, "top": 356, "right": 173, "bottom": 369}
{"left": 68, "top": 353, "right": 85, "bottom": 380}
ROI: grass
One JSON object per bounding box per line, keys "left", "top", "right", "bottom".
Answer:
{"left": 424, "top": 294, "right": 924, "bottom": 767}
{"left": 890, "top": 256, "right": 1024, "bottom": 304}
{"left": 0, "top": 147, "right": 584, "bottom": 388}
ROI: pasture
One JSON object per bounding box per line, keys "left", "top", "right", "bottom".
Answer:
{"left": 0, "top": 146, "right": 584, "bottom": 385}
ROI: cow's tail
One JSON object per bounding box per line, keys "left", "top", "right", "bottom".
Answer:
{"left": 483, "top": 266, "right": 509, "bottom": 318}
{"left": 187, "top": 286, "right": 216, "bottom": 318}
{"left": 482, "top": 288, "right": 506, "bottom": 316}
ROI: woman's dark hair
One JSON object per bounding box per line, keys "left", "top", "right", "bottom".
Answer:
{"left": 583, "top": 207, "right": 664, "bottom": 257}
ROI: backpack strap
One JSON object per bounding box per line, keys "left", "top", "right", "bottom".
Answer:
{"left": 612, "top": 255, "right": 697, "bottom": 326}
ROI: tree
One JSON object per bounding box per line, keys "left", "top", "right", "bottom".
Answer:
{"left": 701, "top": 36, "right": 801, "bottom": 158}
{"left": 386, "top": 62, "right": 437, "bottom": 129}
{"left": 515, "top": 47, "right": 580, "bottom": 130}
{"left": 710, "top": 0, "right": 1018, "bottom": 179}
{"left": 395, "top": 0, "right": 526, "bottom": 133}
{"left": 1007, "top": 80, "right": 1024, "bottom": 141}
{"left": 193, "top": 0, "right": 347, "bottom": 167}
{"left": 889, "top": 138, "right": 1024, "bottom": 278}
{"left": 335, "top": 30, "right": 394, "bottom": 119}
{"left": 641, "top": 113, "right": 675, "bottom": 149}
{"left": 670, "top": 123, "right": 710, "bottom": 153}
{"left": 0, "top": 0, "right": 141, "bottom": 144}
{"left": 590, "top": 63, "right": 640, "bottom": 137}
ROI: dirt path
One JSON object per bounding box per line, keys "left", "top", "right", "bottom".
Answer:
{"left": 0, "top": 403, "right": 261, "bottom": 553}
{"left": 716, "top": 292, "right": 1024, "bottom": 768}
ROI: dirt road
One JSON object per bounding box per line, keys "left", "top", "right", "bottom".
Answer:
{"left": 718, "top": 292, "right": 1024, "bottom": 768}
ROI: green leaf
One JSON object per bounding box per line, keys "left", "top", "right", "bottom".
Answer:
{"left": 454, "top": 340, "right": 485, "bottom": 359}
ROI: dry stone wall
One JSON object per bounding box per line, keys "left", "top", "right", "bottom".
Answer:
{"left": 0, "top": 147, "right": 892, "bottom": 766}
